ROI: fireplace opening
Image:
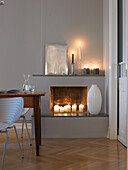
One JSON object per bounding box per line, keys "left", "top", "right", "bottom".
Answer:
{"left": 50, "top": 86, "right": 88, "bottom": 116}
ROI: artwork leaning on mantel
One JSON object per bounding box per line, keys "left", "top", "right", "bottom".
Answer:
{"left": 45, "top": 44, "right": 68, "bottom": 75}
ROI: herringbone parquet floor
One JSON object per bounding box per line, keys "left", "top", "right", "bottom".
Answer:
{"left": 0, "top": 129, "right": 126, "bottom": 170}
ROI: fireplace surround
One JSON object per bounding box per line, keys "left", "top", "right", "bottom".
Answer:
{"left": 33, "top": 75, "right": 105, "bottom": 115}
{"left": 32, "top": 75, "right": 108, "bottom": 138}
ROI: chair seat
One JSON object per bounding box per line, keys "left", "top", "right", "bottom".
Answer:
{"left": 21, "top": 108, "right": 29, "bottom": 116}
{"left": 0, "top": 122, "right": 9, "bottom": 131}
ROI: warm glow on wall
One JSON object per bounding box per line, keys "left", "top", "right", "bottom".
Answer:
{"left": 84, "top": 65, "right": 90, "bottom": 68}
{"left": 74, "top": 38, "right": 86, "bottom": 48}
{"left": 0, "top": 0, "right": 4, "bottom": 5}
{"left": 68, "top": 38, "right": 85, "bottom": 60}
{"left": 68, "top": 38, "right": 103, "bottom": 72}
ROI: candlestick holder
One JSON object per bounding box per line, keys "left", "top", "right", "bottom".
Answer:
{"left": 71, "top": 63, "right": 74, "bottom": 75}
{"left": 78, "top": 42, "right": 82, "bottom": 75}
{"left": 79, "top": 58, "right": 82, "bottom": 75}
{"left": 93, "top": 68, "right": 99, "bottom": 74}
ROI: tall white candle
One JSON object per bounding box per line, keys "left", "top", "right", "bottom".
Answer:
{"left": 60, "top": 106, "right": 64, "bottom": 112}
{"left": 79, "top": 104, "right": 84, "bottom": 112}
{"left": 64, "top": 105, "right": 68, "bottom": 112}
{"left": 54, "top": 105, "right": 60, "bottom": 112}
{"left": 79, "top": 42, "right": 81, "bottom": 60}
{"left": 72, "top": 104, "right": 77, "bottom": 112}
{"left": 67, "top": 105, "right": 71, "bottom": 112}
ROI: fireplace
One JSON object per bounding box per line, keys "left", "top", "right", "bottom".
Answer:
{"left": 50, "top": 86, "right": 88, "bottom": 116}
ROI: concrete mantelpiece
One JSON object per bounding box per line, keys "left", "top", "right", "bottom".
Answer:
{"left": 32, "top": 75, "right": 108, "bottom": 138}
{"left": 33, "top": 75, "right": 105, "bottom": 115}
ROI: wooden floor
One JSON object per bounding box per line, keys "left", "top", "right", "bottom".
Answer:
{"left": 0, "top": 129, "right": 126, "bottom": 170}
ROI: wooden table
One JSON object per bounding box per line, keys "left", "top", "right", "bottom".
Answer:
{"left": 0, "top": 92, "right": 46, "bottom": 156}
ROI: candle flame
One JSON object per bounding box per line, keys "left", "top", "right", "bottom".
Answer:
{"left": 79, "top": 42, "right": 81, "bottom": 47}
{"left": 93, "top": 66, "right": 99, "bottom": 69}
{"left": 83, "top": 64, "right": 99, "bottom": 69}
{"left": 72, "top": 51, "right": 74, "bottom": 55}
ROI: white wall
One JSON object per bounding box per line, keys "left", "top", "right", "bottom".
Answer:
{"left": 0, "top": 0, "right": 104, "bottom": 120}
{"left": 108, "top": 0, "right": 118, "bottom": 139}
{"left": 41, "top": 0, "right": 103, "bottom": 74}
{"left": 103, "top": 0, "right": 119, "bottom": 139}
{"left": 103, "top": 0, "right": 109, "bottom": 114}
{"left": 123, "top": 0, "right": 127, "bottom": 63}
{"left": 0, "top": 0, "right": 103, "bottom": 88}
{"left": 0, "top": 0, "right": 42, "bottom": 90}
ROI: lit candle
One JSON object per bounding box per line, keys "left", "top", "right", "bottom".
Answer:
{"left": 60, "top": 106, "right": 64, "bottom": 112}
{"left": 90, "top": 66, "right": 93, "bottom": 74}
{"left": 72, "top": 52, "right": 74, "bottom": 64}
{"left": 64, "top": 105, "right": 68, "bottom": 112}
{"left": 93, "top": 67, "right": 99, "bottom": 74}
{"left": 79, "top": 42, "right": 81, "bottom": 60}
{"left": 72, "top": 104, "right": 77, "bottom": 112}
{"left": 79, "top": 104, "right": 84, "bottom": 112}
{"left": 54, "top": 105, "right": 60, "bottom": 112}
{"left": 84, "top": 65, "right": 90, "bottom": 75}
{"left": 67, "top": 105, "right": 71, "bottom": 112}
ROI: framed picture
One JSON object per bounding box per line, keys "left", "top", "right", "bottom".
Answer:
{"left": 45, "top": 44, "right": 68, "bottom": 75}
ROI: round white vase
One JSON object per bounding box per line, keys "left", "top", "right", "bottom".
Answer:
{"left": 87, "top": 84, "right": 102, "bottom": 115}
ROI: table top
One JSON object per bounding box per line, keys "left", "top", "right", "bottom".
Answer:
{"left": 0, "top": 91, "right": 46, "bottom": 97}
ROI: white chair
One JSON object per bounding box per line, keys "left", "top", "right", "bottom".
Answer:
{"left": 20, "top": 108, "right": 32, "bottom": 146}
{"left": 0, "top": 97, "right": 24, "bottom": 170}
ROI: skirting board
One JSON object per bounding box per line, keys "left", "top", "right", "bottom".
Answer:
{"left": 32, "top": 117, "right": 109, "bottom": 138}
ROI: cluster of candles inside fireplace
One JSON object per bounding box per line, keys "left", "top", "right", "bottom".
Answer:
{"left": 54, "top": 104, "right": 84, "bottom": 113}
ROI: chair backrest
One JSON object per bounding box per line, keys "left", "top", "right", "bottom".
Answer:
{"left": 0, "top": 97, "right": 24, "bottom": 128}
{"left": 21, "top": 108, "right": 30, "bottom": 116}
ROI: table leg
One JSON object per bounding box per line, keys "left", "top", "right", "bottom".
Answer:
{"left": 39, "top": 96, "right": 41, "bottom": 145}
{"left": 33, "top": 96, "right": 41, "bottom": 156}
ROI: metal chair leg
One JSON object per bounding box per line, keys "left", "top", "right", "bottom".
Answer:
{"left": 24, "top": 117, "right": 32, "bottom": 146}
{"left": 2, "top": 130, "right": 9, "bottom": 170}
{"left": 21, "top": 116, "right": 24, "bottom": 139}
{"left": 13, "top": 125, "right": 24, "bottom": 159}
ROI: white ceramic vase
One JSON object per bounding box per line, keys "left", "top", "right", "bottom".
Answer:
{"left": 87, "top": 84, "right": 102, "bottom": 115}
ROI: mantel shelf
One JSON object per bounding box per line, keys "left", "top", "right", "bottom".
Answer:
{"left": 33, "top": 74, "right": 105, "bottom": 77}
